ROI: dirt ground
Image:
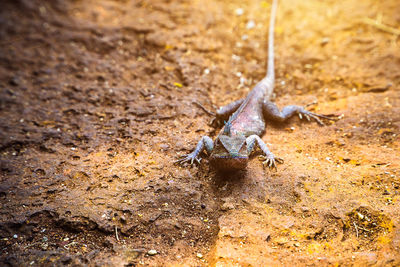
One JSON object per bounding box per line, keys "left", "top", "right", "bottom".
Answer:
{"left": 0, "top": 0, "right": 400, "bottom": 266}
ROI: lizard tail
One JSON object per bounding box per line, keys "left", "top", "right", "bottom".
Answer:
{"left": 266, "top": 0, "right": 278, "bottom": 85}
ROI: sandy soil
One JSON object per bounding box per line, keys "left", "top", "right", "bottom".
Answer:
{"left": 1, "top": 0, "right": 400, "bottom": 266}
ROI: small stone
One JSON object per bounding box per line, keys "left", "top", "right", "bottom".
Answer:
{"left": 232, "top": 55, "right": 240, "bottom": 61}
{"left": 41, "top": 243, "right": 48, "bottom": 250}
{"left": 275, "top": 237, "right": 288, "bottom": 245}
{"left": 321, "top": 37, "right": 330, "bottom": 45}
{"left": 159, "top": 144, "right": 169, "bottom": 151}
{"left": 196, "top": 253, "right": 203, "bottom": 258}
{"left": 246, "top": 20, "right": 256, "bottom": 29}
{"left": 9, "top": 76, "right": 20, "bottom": 86}
{"left": 232, "top": 54, "right": 240, "bottom": 61}
{"left": 301, "top": 206, "right": 310, "bottom": 212}
{"left": 125, "top": 249, "right": 144, "bottom": 260}
{"left": 147, "top": 249, "right": 157, "bottom": 256}
{"left": 235, "top": 8, "right": 244, "bottom": 16}
{"left": 221, "top": 202, "right": 234, "bottom": 211}
{"left": 13, "top": 234, "right": 18, "bottom": 239}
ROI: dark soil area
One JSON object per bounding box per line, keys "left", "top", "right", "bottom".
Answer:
{"left": 1, "top": 0, "right": 399, "bottom": 265}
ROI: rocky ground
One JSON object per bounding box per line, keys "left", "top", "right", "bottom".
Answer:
{"left": 0, "top": 0, "right": 399, "bottom": 266}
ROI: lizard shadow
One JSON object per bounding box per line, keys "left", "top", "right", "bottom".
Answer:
{"left": 209, "top": 167, "right": 268, "bottom": 203}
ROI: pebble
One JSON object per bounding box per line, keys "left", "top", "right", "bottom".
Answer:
{"left": 246, "top": 20, "right": 256, "bottom": 29}
{"left": 197, "top": 253, "right": 203, "bottom": 258}
{"left": 232, "top": 55, "right": 241, "bottom": 61}
{"left": 9, "top": 76, "right": 20, "bottom": 86}
{"left": 235, "top": 8, "right": 244, "bottom": 16}
{"left": 147, "top": 249, "right": 157, "bottom": 256}
{"left": 41, "top": 243, "right": 48, "bottom": 250}
{"left": 321, "top": 37, "right": 330, "bottom": 45}
{"left": 221, "top": 202, "right": 234, "bottom": 211}
{"left": 301, "top": 206, "right": 310, "bottom": 212}
{"left": 13, "top": 234, "right": 18, "bottom": 239}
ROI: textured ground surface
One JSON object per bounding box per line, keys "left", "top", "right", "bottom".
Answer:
{"left": 1, "top": 0, "right": 400, "bottom": 266}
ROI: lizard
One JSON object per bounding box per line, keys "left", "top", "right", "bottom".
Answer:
{"left": 177, "top": 0, "right": 334, "bottom": 171}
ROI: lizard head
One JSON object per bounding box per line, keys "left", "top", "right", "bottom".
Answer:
{"left": 209, "top": 135, "right": 248, "bottom": 170}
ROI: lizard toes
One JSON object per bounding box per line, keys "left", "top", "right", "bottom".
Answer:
{"left": 268, "top": 160, "right": 278, "bottom": 171}
{"left": 175, "top": 154, "right": 199, "bottom": 166}
{"left": 310, "top": 114, "right": 325, "bottom": 126}
{"left": 174, "top": 157, "right": 187, "bottom": 164}
{"left": 269, "top": 159, "right": 275, "bottom": 168}
{"left": 262, "top": 156, "right": 284, "bottom": 170}
{"left": 261, "top": 158, "right": 270, "bottom": 168}
{"left": 275, "top": 157, "right": 284, "bottom": 164}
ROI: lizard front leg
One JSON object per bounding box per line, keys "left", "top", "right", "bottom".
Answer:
{"left": 246, "top": 135, "right": 283, "bottom": 170}
{"left": 263, "top": 100, "right": 333, "bottom": 125}
{"left": 176, "top": 136, "right": 214, "bottom": 165}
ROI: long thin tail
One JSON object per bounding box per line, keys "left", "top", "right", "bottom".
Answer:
{"left": 226, "top": 0, "right": 278, "bottom": 124}
{"left": 266, "top": 0, "right": 278, "bottom": 80}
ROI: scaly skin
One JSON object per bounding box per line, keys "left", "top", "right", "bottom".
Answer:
{"left": 177, "top": 0, "right": 334, "bottom": 171}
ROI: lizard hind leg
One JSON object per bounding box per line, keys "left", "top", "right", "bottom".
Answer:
{"left": 262, "top": 100, "right": 334, "bottom": 126}
{"left": 216, "top": 98, "right": 244, "bottom": 121}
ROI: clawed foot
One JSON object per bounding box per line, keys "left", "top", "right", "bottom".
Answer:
{"left": 298, "top": 110, "right": 336, "bottom": 126}
{"left": 259, "top": 155, "right": 284, "bottom": 171}
{"left": 175, "top": 153, "right": 202, "bottom": 165}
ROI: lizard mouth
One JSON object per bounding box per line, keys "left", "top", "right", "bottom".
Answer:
{"left": 209, "top": 155, "right": 248, "bottom": 170}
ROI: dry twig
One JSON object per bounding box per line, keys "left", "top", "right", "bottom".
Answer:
{"left": 115, "top": 225, "right": 120, "bottom": 241}
{"left": 353, "top": 222, "right": 359, "bottom": 238}
{"left": 362, "top": 17, "right": 400, "bottom": 36}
